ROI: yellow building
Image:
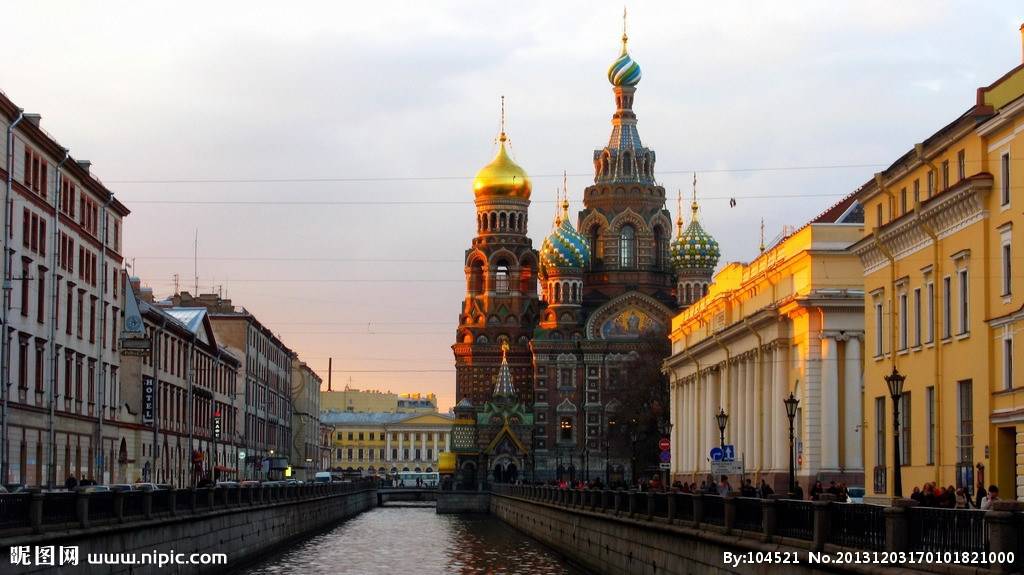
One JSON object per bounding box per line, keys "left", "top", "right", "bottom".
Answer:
{"left": 321, "top": 411, "right": 452, "bottom": 475}
{"left": 320, "top": 387, "right": 438, "bottom": 414}
{"left": 851, "top": 32, "right": 1024, "bottom": 502}
{"left": 665, "top": 199, "right": 865, "bottom": 492}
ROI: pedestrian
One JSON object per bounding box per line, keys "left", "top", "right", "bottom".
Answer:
{"left": 740, "top": 479, "right": 756, "bottom": 498}
{"left": 809, "top": 480, "right": 823, "bottom": 500}
{"left": 791, "top": 482, "right": 804, "bottom": 500}
{"left": 717, "top": 475, "right": 732, "bottom": 496}
{"left": 974, "top": 481, "right": 986, "bottom": 508}
{"left": 980, "top": 485, "right": 1000, "bottom": 510}
{"left": 64, "top": 474, "right": 78, "bottom": 491}
{"left": 759, "top": 479, "right": 774, "bottom": 498}
{"left": 955, "top": 487, "right": 970, "bottom": 509}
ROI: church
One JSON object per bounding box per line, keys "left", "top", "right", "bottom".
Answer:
{"left": 450, "top": 24, "right": 721, "bottom": 485}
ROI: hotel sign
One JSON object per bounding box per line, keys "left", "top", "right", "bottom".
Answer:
{"left": 142, "top": 376, "right": 155, "bottom": 425}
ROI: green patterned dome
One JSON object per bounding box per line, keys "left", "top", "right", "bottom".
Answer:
{"left": 671, "top": 219, "right": 720, "bottom": 273}
{"left": 540, "top": 201, "right": 590, "bottom": 274}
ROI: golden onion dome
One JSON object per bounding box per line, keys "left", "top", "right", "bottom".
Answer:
{"left": 473, "top": 134, "right": 532, "bottom": 200}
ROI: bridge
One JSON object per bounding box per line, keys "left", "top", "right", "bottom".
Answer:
{"left": 376, "top": 487, "right": 438, "bottom": 505}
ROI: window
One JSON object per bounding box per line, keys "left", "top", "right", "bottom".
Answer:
{"left": 926, "top": 386, "right": 936, "bottom": 465}
{"left": 619, "top": 225, "right": 636, "bottom": 268}
{"left": 941, "top": 160, "right": 949, "bottom": 191}
{"left": 20, "top": 259, "right": 29, "bottom": 317}
{"left": 927, "top": 171, "right": 935, "bottom": 198}
{"left": 495, "top": 265, "right": 509, "bottom": 293}
{"left": 1002, "top": 240, "right": 1012, "bottom": 296}
{"left": 957, "top": 380, "right": 973, "bottom": 464}
{"left": 898, "top": 292, "right": 908, "bottom": 351}
{"left": 957, "top": 269, "right": 969, "bottom": 335}
{"left": 560, "top": 367, "right": 573, "bottom": 388}
{"left": 559, "top": 417, "right": 573, "bottom": 441}
{"left": 875, "top": 397, "right": 886, "bottom": 470}
{"left": 899, "top": 392, "right": 911, "bottom": 466}
{"left": 875, "top": 204, "right": 883, "bottom": 228}
{"left": 874, "top": 301, "right": 884, "bottom": 356}
{"left": 942, "top": 277, "right": 952, "bottom": 339}
{"left": 1004, "top": 336, "right": 1014, "bottom": 390}
{"left": 912, "top": 288, "right": 921, "bottom": 347}
{"left": 900, "top": 188, "right": 907, "bottom": 215}
{"left": 957, "top": 149, "right": 966, "bottom": 181}
{"left": 913, "top": 179, "right": 920, "bottom": 203}
{"left": 1001, "top": 153, "right": 1011, "bottom": 206}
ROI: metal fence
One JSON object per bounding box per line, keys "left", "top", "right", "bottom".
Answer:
{"left": 908, "top": 507, "right": 988, "bottom": 560}
{"left": 42, "top": 492, "right": 77, "bottom": 525}
{"left": 733, "top": 497, "right": 763, "bottom": 532}
{"left": 0, "top": 494, "right": 31, "bottom": 529}
{"left": 829, "top": 503, "right": 886, "bottom": 551}
{"left": 702, "top": 495, "right": 725, "bottom": 526}
{"left": 674, "top": 493, "right": 694, "bottom": 522}
{"left": 776, "top": 500, "right": 814, "bottom": 540}
{"left": 89, "top": 492, "right": 116, "bottom": 521}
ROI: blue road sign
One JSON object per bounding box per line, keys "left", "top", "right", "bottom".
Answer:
{"left": 659, "top": 450, "right": 671, "bottom": 463}
{"left": 723, "top": 445, "right": 736, "bottom": 461}
{"left": 710, "top": 447, "right": 723, "bottom": 461}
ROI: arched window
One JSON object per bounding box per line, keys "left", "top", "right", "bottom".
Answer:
{"left": 469, "top": 260, "right": 484, "bottom": 293}
{"left": 654, "top": 225, "right": 666, "bottom": 268}
{"left": 495, "top": 264, "right": 509, "bottom": 293}
{"left": 619, "top": 225, "right": 636, "bottom": 268}
{"left": 703, "top": 283, "right": 709, "bottom": 296}
{"left": 490, "top": 212, "right": 497, "bottom": 230}
{"left": 499, "top": 212, "right": 507, "bottom": 230}
{"left": 685, "top": 283, "right": 692, "bottom": 303}
{"left": 519, "top": 260, "right": 535, "bottom": 295}
{"left": 570, "top": 283, "right": 578, "bottom": 303}
{"left": 589, "top": 225, "right": 603, "bottom": 263}
{"left": 623, "top": 152, "right": 632, "bottom": 175}
{"left": 553, "top": 282, "right": 561, "bottom": 303}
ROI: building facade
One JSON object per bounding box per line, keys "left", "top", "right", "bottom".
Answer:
{"left": 852, "top": 42, "right": 1024, "bottom": 502}
{"left": 452, "top": 27, "right": 715, "bottom": 483}
{"left": 665, "top": 200, "right": 865, "bottom": 492}
{"left": 0, "top": 93, "right": 130, "bottom": 488}
{"left": 290, "top": 360, "right": 323, "bottom": 480}
{"left": 168, "top": 292, "right": 295, "bottom": 479}
{"left": 120, "top": 279, "right": 242, "bottom": 486}
{"left": 320, "top": 387, "right": 437, "bottom": 414}
{"left": 321, "top": 411, "right": 452, "bottom": 476}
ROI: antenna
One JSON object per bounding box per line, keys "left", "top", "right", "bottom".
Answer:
{"left": 759, "top": 219, "right": 766, "bottom": 253}
{"left": 327, "top": 357, "right": 333, "bottom": 391}
{"left": 193, "top": 228, "right": 198, "bottom": 295}
{"left": 173, "top": 273, "right": 179, "bottom": 294}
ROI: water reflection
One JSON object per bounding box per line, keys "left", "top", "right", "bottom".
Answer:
{"left": 241, "top": 507, "right": 583, "bottom": 575}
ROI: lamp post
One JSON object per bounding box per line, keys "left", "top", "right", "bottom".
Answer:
{"left": 784, "top": 392, "right": 799, "bottom": 497}
{"left": 658, "top": 419, "right": 673, "bottom": 488}
{"left": 885, "top": 366, "right": 906, "bottom": 498}
{"left": 715, "top": 408, "right": 729, "bottom": 449}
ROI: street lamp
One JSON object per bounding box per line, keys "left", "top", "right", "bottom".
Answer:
{"left": 784, "top": 392, "right": 799, "bottom": 497}
{"left": 715, "top": 408, "right": 729, "bottom": 449}
{"left": 885, "top": 366, "right": 906, "bottom": 498}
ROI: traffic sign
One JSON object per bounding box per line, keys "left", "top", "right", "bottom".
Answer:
{"left": 710, "top": 447, "right": 723, "bottom": 461}
{"left": 659, "top": 463, "right": 671, "bottom": 470}
{"left": 711, "top": 460, "right": 743, "bottom": 475}
{"left": 722, "top": 444, "right": 736, "bottom": 461}
{"left": 659, "top": 450, "right": 671, "bottom": 463}
{"left": 659, "top": 437, "right": 671, "bottom": 451}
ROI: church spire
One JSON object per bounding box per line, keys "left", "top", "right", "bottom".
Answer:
{"left": 492, "top": 341, "right": 516, "bottom": 400}
{"left": 691, "top": 172, "right": 700, "bottom": 220}
{"left": 676, "top": 188, "right": 684, "bottom": 236}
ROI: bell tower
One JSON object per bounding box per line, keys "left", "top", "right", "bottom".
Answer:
{"left": 453, "top": 98, "right": 539, "bottom": 408}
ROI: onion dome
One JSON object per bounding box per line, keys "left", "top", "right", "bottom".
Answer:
{"left": 607, "top": 29, "right": 641, "bottom": 86}
{"left": 539, "top": 198, "right": 590, "bottom": 274}
{"left": 473, "top": 132, "right": 531, "bottom": 200}
{"left": 671, "top": 195, "right": 720, "bottom": 273}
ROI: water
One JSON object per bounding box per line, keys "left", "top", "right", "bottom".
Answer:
{"left": 241, "top": 506, "right": 585, "bottom": 575}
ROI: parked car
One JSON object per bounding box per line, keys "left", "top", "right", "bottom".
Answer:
{"left": 313, "top": 472, "right": 332, "bottom": 484}
{"left": 216, "top": 481, "right": 240, "bottom": 489}
{"left": 133, "top": 482, "right": 161, "bottom": 492}
{"left": 80, "top": 485, "right": 111, "bottom": 493}
{"left": 109, "top": 484, "right": 134, "bottom": 492}
{"left": 4, "top": 483, "right": 31, "bottom": 494}
{"left": 240, "top": 480, "right": 260, "bottom": 488}
{"left": 846, "top": 486, "right": 865, "bottom": 504}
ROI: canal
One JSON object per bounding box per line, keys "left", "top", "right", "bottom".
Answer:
{"left": 242, "top": 506, "right": 585, "bottom": 574}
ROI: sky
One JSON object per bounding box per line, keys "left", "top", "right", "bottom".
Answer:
{"left": 3, "top": 1, "right": 1021, "bottom": 411}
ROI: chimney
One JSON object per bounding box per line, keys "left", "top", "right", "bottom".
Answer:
{"left": 23, "top": 114, "right": 41, "bottom": 127}
{"left": 76, "top": 160, "right": 91, "bottom": 173}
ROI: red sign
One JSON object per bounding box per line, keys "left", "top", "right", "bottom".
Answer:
{"left": 659, "top": 437, "right": 671, "bottom": 451}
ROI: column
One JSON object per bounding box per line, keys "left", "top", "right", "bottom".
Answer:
{"left": 736, "top": 358, "right": 746, "bottom": 457}
{"left": 746, "top": 355, "right": 757, "bottom": 469}
{"left": 385, "top": 431, "right": 391, "bottom": 462}
{"left": 432, "top": 432, "right": 438, "bottom": 462}
{"left": 670, "top": 379, "right": 679, "bottom": 477}
{"left": 844, "top": 335, "right": 864, "bottom": 470}
{"left": 705, "top": 370, "right": 716, "bottom": 471}
{"left": 762, "top": 347, "right": 774, "bottom": 471}
{"left": 820, "top": 334, "right": 840, "bottom": 471}
{"left": 397, "top": 433, "right": 403, "bottom": 464}
{"left": 421, "top": 432, "right": 426, "bottom": 463}
{"left": 773, "top": 344, "right": 789, "bottom": 470}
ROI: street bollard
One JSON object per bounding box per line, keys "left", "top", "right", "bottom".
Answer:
{"left": 113, "top": 490, "right": 125, "bottom": 523}
{"left": 986, "top": 501, "right": 1024, "bottom": 574}
{"left": 29, "top": 492, "right": 43, "bottom": 534}
{"left": 143, "top": 490, "right": 154, "bottom": 520}
{"left": 667, "top": 493, "right": 677, "bottom": 524}
{"left": 884, "top": 498, "right": 918, "bottom": 552}
{"left": 723, "top": 495, "right": 736, "bottom": 534}
{"left": 692, "top": 493, "right": 704, "bottom": 528}
{"left": 76, "top": 491, "right": 90, "bottom": 529}
{"left": 168, "top": 487, "right": 177, "bottom": 516}
{"left": 812, "top": 494, "right": 836, "bottom": 551}
{"left": 761, "top": 497, "right": 778, "bottom": 542}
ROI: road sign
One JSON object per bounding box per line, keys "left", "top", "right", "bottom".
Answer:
{"left": 722, "top": 444, "right": 736, "bottom": 461}
{"left": 659, "top": 437, "right": 670, "bottom": 451}
{"left": 659, "top": 450, "right": 671, "bottom": 463}
{"left": 659, "top": 463, "right": 671, "bottom": 470}
{"left": 238, "top": 451, "right": 246, "bottom": 460}
{"left": 711, "top": 460, "right": 743, "bottom": 475}
{"left": 710, "top": 447, "right": 723, "bottom": 461}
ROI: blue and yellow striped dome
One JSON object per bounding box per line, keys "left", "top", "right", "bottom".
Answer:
{"left": 671, "top": 219, "right": 720, "bottom": 273}
{"left": 608, "top": 44, "right": 641, "bottom": 87}
{"left": 540, "top": 207, "right": 590, "bottom": 274}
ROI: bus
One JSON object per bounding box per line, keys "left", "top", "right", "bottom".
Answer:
{"left": 395, "top": 471, "right": 438, "bottom": 488}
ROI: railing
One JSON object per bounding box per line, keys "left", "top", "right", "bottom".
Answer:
{"left": 0, "top": 479, "right": 377, "bottom": 535}
{"left": 492, "top": 484, "right": 1024, "bottom": 568}
{"left": 0, "top": 494, "right": 31, "bottom": 529}
{"left": 776, "top": 500, "right": 814, "bottom": 541}
{"left": 908, "top": 507, "right": 988, "bottom": 560}
{"left": 733, "top": 497, "right": 763, "bottom": 532}
{"left": 829, "top": 503, "right": 885, "bottom": 551}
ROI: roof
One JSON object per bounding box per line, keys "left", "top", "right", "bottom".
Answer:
{"left": 319, "top": 411, "right": 416, "bottom": 425}
{"left": 164, "top": 308, "right": 207, "bottom": 335}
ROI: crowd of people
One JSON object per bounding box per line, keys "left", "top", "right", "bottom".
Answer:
{"left": 908, "top": 482, "right": 1002, "bottom": 510}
